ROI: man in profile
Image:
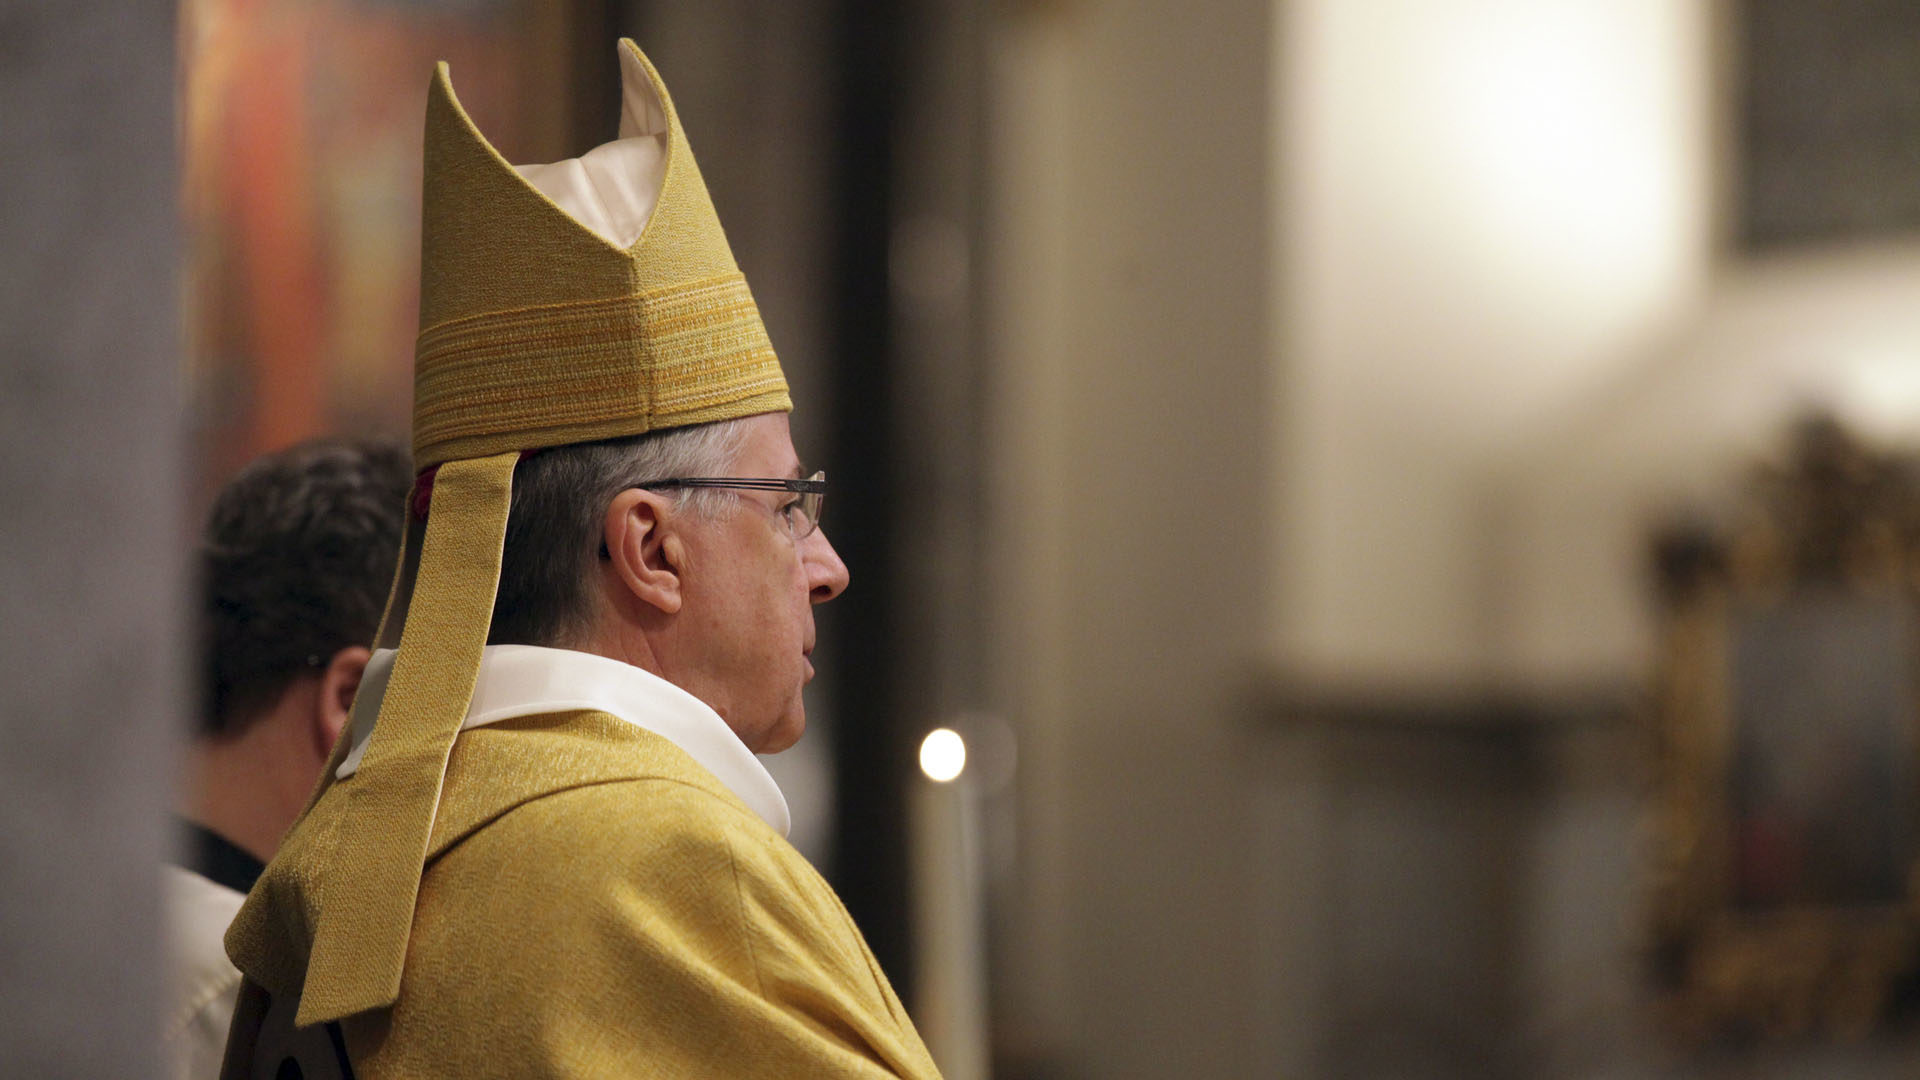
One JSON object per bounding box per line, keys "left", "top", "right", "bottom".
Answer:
{"left": 163, "top": 437, "right": 411, "bottom": 1080}
{"left": 222, "top": 41, "right": 940, "bottom": 1078}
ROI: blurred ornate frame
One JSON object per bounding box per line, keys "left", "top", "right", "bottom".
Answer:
{"left": 1649, "top": 416, "right": 1920, "bottom": 1040}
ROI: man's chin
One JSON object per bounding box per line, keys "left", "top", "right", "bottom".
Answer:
{"left": 754, "top": 711, "right": 806, "bottom": 755}
{"left": 758, "top": 730, "right": 805, "bottom": 756}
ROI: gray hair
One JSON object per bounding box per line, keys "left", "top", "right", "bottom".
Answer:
{"left": 486, "top": 418, "right": 750, "bottom": 647}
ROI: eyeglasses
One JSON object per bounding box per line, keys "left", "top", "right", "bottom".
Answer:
{"left": 640, "top": 470, "right": 827, "bottom": 539}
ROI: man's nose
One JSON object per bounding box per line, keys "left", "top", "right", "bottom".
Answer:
{"left": 805, "top": 529, "right": 850, "bottom": 604}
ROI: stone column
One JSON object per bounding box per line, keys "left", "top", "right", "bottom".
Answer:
{"left": 0, "top": 1, "right": 183, "bottom": 1074}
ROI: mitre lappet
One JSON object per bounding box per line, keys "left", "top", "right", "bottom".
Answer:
{"left": 225, "top": 39, "right": 791, "bottom": 1026}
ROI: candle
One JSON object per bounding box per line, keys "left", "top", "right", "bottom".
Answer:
{"left": 912, "top": 727, "right": 991, "bottom": 1079}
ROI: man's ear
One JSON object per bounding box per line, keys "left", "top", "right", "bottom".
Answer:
{"left": 604, "top": 488, "right": 685, "bottom": 616}
{"left": 314, "top": 645, "right": 370, "bottom": 760}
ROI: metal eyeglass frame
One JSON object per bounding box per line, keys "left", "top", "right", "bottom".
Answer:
{"left": 639, "top": 471, "right": 827, "bottom": 539}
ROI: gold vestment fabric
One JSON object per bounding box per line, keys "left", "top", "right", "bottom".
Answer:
{"left": 225, "top": 711, "right": 940, "bottom": 1078}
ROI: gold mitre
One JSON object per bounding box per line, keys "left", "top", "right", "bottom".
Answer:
{"left": 224, "top": 39, "right": 789, "bottom": 1027}
{"left": 414, "top": 38, "right": 790, "bottom": 466}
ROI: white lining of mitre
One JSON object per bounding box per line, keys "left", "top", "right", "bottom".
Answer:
{"left": 512, "top": 46, "right": 668, "bottom": 249}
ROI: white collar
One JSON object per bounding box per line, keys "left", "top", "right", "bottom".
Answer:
{"left": 336, "top": 645, "right": 790, "bottom": 836}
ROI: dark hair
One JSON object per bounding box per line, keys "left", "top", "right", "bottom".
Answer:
{"left": 200, "top": 437, "right": 413, "bottom": 736}
{"left": 488, "top": 419, "right": 746, "bottom": 647}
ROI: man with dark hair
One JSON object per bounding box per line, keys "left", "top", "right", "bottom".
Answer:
{"left": 164, "top": 437, "right": 411, "bottom": 1080}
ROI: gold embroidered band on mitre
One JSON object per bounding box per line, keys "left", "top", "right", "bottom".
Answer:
{"left": 412, "top": 272, "right": 787, "bottom": 468}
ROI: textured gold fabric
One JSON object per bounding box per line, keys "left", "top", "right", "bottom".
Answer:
{"left": 225, "top": 711, "right": 940, "bottom": 1079}
{"left": 228, "top": 452, "right": 517, "bottom": 1025}
{"left": 411, "top": 41, "right": 789, "bottom": 469}
{"left": 413, "top": 274, "right": 787, "bottom": 467}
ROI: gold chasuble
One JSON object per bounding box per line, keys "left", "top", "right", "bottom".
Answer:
{"left": 220, "top": 41, "right": 940, "bottom": 1079}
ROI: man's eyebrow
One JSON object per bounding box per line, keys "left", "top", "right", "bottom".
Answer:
{"left": 789, "top": 463, "right": 806, "bottom": 480}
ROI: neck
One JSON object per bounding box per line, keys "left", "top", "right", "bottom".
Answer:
{"left": 180, "top": 709, "right": 316, "bottom": 865}
{"left": 572, "top": 613, "right": 671, "bottom": 684}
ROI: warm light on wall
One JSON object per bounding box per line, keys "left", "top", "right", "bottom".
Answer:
{"left": 1274, "top": 0, "right": 1712, "bottom": 681}
{"left": 1432, "top": 5, "right": 1686, "bottom": 303}
{"left": 1287, "top": 0, "right": 1708, "bottom": 435}
{"left": 1836, "top": 354, "right": 1920, "bottom": 445}
{"left": 919, "top": 728, "right": 967, "bottom": 783}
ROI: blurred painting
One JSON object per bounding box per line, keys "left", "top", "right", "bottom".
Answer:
{"left": 1649, "top": 417, "right": 1920, "bottom": 1037}
{"left": 180, "top": 0, "right": 595, "bottom": 503}
{"left": 1728, "top": 593, "right": 1917, "bottom": 909}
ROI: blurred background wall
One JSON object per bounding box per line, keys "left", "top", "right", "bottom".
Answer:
{"left": 8, "top": 0, "right": 1920, "bottom": 1076}
{"left": 990, "top": 1, "right": 1920, "bottom": 1076}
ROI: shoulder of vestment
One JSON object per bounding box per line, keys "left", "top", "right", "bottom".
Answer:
{"left": 228, "top": 708, "right": 755, "bottom": 998}
{"left": 424, "top": 707, "right": 761, "bottom": 861}
{"left": 360, "top": 772, "right": 935, "bottom": 1077}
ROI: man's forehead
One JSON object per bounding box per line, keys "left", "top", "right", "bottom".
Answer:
{"left": 734, "top": 412, "right": 802, "bottom": 474}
